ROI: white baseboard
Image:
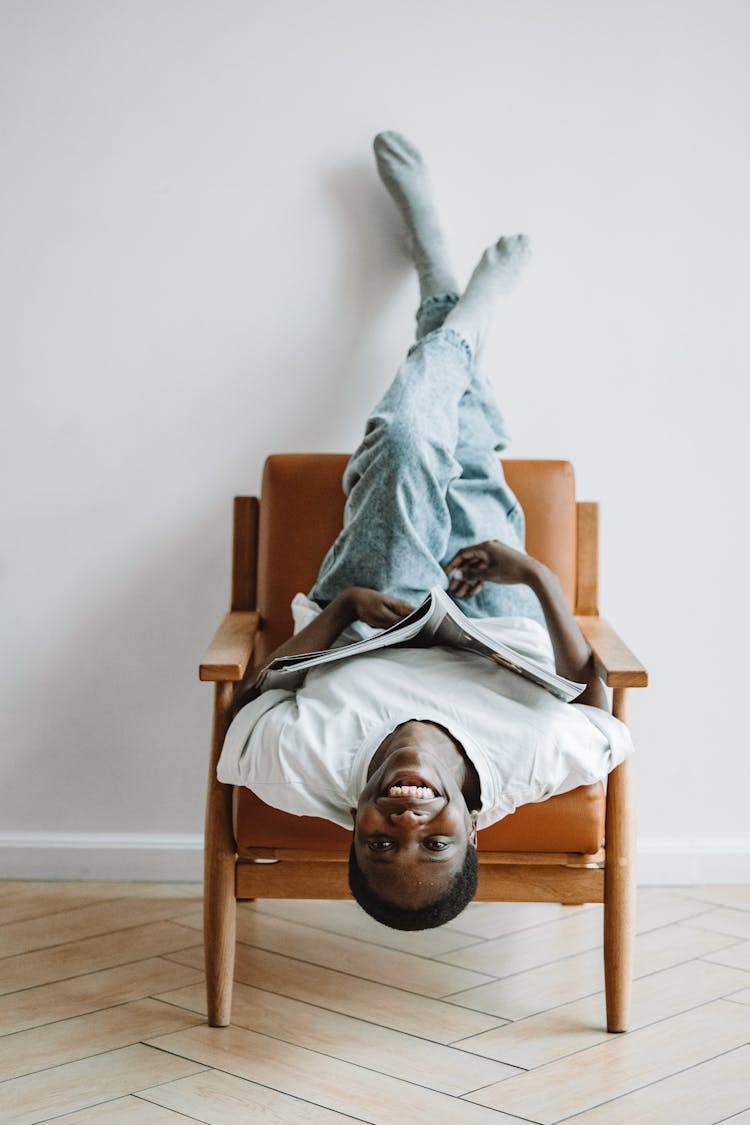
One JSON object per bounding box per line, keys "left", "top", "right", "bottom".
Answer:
{"left": 636, "top": 838, "right": 750, "bottom": 885}
{"left": 0, "top": 833, "right": 204, "bottom": 882}
{"left": 0, "top": 833, "right": 748, "bottom": 884}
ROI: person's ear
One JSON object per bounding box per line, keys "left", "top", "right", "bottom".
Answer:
{"left": 468, "top": 811, "right": 479, "bottom": 847}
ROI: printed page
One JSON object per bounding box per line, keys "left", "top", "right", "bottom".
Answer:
{"left": 257, "top": 591, "right": 439, "bottom": 683}
{"left": 429, "top": 587, "right": 585, "bottom": 702}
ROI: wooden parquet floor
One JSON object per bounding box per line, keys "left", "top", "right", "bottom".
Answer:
{"left": 1, "top": 881, "right": 749, "bottom": 1124}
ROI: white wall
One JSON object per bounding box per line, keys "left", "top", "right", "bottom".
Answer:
{"left": 2, "top": 0, "right": 748, "bottom": 881}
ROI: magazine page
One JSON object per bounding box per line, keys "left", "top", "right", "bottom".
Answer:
{"left": 429, "top": 587, "right": 585, "bottom": 702}
{"left": 256, "top": 591, "right": 440, "bottom": 687}
{"left": 257, "top": 584, "right": 585, "bottom": 702}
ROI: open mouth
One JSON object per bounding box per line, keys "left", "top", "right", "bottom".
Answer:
{"left": 383, "top": 775, "right": 440, "bottom": 800}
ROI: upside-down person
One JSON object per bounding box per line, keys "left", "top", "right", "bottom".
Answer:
{"left": 217, "top": 131, "right": 634, "bottom": 930}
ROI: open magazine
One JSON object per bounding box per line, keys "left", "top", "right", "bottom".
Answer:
{"left": 256, "top": 585, "right": 586, "bottom": 703}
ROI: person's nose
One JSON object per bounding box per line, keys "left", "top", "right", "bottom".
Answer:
{"left": 388, "top": 808, "right": 428, "bottom": 825}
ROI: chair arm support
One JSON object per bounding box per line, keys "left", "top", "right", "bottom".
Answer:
{"left": 575, "top": 615, "right": 648, "bottom": 688}
{"left": 199, "top": 611, "right": 261, "bottom": 682}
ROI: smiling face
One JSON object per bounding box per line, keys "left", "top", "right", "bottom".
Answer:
{"left": 352, "top": 724, "right": 478, "bottom": 910}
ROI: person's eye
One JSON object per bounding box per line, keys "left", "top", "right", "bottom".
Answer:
{"left": 367, "top": 838, "right": 394, "bottom": 851}
{"left": 423, "top": 839, "right": 450, "bottom": 851}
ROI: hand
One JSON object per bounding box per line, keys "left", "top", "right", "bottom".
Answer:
{"left": 444, "top": 540, "right": 538, "bottom": 598}
{"left": 343, "top": 587, "right": 416, "bottom": 629}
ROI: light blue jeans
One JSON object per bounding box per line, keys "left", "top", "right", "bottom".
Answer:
{"left": 309, "top": 293, "right": 545, "bottom": 627}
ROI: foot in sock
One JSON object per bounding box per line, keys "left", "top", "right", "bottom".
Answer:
{"left": 444, "top": 235, "right": 530, "bottom": 356}
{"left": 373, "top": 130, "right": 458, "bottom": 301}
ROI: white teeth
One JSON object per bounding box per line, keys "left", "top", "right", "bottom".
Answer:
{"left": 388, "top": 784, "right": 436, "bottom": 799}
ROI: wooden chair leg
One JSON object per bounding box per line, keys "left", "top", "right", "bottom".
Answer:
{"left": 603, "top": 688, "right": 636, "bottom": 1032}
{"left": 204, "top": 681, "right": 237, "bottom": 1027}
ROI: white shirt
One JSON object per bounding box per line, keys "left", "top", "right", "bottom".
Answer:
{"left": 217, "top": 594, "right": 634, "bottom": 829}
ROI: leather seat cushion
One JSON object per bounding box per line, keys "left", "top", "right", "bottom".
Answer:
{"left": 234, "top": 782, "right": 605, "bottom": 856}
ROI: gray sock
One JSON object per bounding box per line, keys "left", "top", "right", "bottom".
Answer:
{"left": 373, "top": 130, "right": 459, "bottom": 302}
{"left": 444, "top": 235, "right": 531, "bottom": 356}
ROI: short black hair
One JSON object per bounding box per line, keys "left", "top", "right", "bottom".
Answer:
{"left": 348, "top": 842, "right": 479, "bottom": 930}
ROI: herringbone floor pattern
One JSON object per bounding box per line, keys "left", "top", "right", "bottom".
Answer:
{"left": 1, "top": 880, "right": 749, "bottom": 1123}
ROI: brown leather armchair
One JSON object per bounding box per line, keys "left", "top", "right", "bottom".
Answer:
{"left": 200, "top": 455, "right": 647, "bottom": 1031}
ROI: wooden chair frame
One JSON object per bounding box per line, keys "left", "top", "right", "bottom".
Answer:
{"left": 200, "top": 491, "right": 647, "bottom": 1032}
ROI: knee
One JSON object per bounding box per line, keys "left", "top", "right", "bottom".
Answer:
{"left": 378, "top": 417, "right": 416, "bottom": 458}
{"left": 347, "top": 413, "right": 457, "bottom": 502}
{"left": 369, "top": 415, "right": 436, "bottom": 464}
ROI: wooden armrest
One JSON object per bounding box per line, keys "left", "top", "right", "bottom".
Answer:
{"left": 199, "top": 611, "right": 261, "bottom": 682}
{"left": 575, "top": 615, "right": 648, "bottom": 688}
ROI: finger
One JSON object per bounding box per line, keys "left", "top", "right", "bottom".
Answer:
{"left": 451, "top": 570, "right": 477, "bottom": 597}
{"left": 445, "top": 547, "right": 488, "bottom": 575}
{"left": 449, "top": 572, "right": 471, "bottom": 593}
{"left": 455, "top": 561, "right": 483, "bottom": 587}
{"left": 448, "top": 565, "right": 471, "bottom": 588}
{"left": 368, "top": 613, "right": 390, "bottom": 629}
{"left": 465, "top": 579, "right": 485, "bottom": 598}
{"left": 454, "top": 576, "right": 483, "bottom": 603}
{"left": 444, "top": 550, "right": 470, "bottom": 574}
{"left": 386, "top": 598, "right": 416, "bottom": 616}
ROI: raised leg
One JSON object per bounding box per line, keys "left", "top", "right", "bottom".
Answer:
{"left": 604, "top": 687, "right": 636, "bottom": 1032}
{"left": 375, "top": 125, "right": 517, "bottom": 460}
{"left": 310, "top": 134, "right": 543, "bottom": 624}
{"left": 309, "top": 327, "right": 475, "bottom": 611}
{"left": 204, "top": 681, "right": 237, "bottom": 1027}
{"left": 373, "top": 130, "right": 458, "bottom": 302}
{"left": 444, "top": 234, "right": 531, "bottom": 358}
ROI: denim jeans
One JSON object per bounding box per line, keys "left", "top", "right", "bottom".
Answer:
{"left": 309, "top": 293, "right": 546, "bottom": 627}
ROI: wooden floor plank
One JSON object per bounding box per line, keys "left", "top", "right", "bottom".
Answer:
{"left": 0, "top": 895, "right": 202, "bottom": 958}
{"left": 0, "top": 882, "right": 201, "bottom": 928}
{"left": 0, "top": 956, "right": 204, "bottom": 1035}
{"left": 0, "top": 882, "right": 49, "bottom": 897}
{"left": 0, "top": 922, "right": 200, "bottom": 995}
{"left": 453, "top": 959, "right": 750, "bottom": 1068}
{"left": 437, "top": 890, "right": 719, "bottom": 978}
{"left": 40, "top": 1095, "right": 198, "bottom": 1123}
{"left": 700, "top": 939, "right": 750, "bottom": 971}
{"left": 0, "top": 1043, "right": 205, "bottom": 1125}
{"left": 444, "top": 921, "right": 742, "bottom": 1018}
{"left": 176, "top": 907, "right": 495, "bottom": 997}
{"left": 0, "top": 998, "right": 204, "bottom": 1081}
{"left": 245, "top": 898, "right": 480, "bottom": 955}
{"left": 144, "top": 1024, "right": 528, "bottom": 1125}
{"left": 679, "top": 886, "right": 750, "bottom": 912}
{"left": 681, "top": 907, "right": 750, "bottom": 941}
{"left": 419, "top": 899, "right": 592, "bottom": 941}
{"left": 155, "top": 980, "right": 519, "bottom": 1095}
{"left": 0, "top": 885, "right": 125, "bottom": 928}
{"left": 436, "top": 905, "right": 605, "bottom": 976}
{"left": 632, "top": 887, "right": 724, "bottom": 931}
{"left": 465, "top": 1000, "right": 750, "bottom": 1122}
{"left": 140, "top": 1068, "right": 389, "bottom": 1123}
{"left": 166, "top": 942, "right": 504, "bottom": 1043}
{"left": 562, "top": 1044, "right": 750, "bottom": 1124}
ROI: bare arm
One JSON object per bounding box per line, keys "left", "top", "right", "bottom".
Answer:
{"left": 232, "top": 587, "right": 415, "bottom": 714}
{"left": 445, "top": 541, "right": 609, "bottom": 711}
{"left": 525, "top": 560, "right": 609, "bottom": 709}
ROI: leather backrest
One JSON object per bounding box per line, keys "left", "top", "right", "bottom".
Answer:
{"left": 254, "top": 455, "right": 577, "bottom": 662}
